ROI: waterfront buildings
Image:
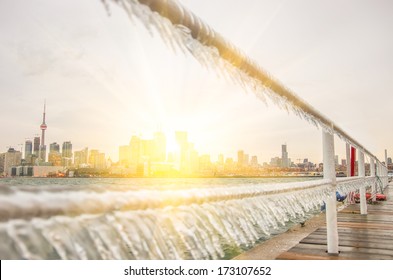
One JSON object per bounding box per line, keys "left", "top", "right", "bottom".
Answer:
{"left": 0, "top": 148, "right": 22, "bottom": 176}
{"left": 1, "top": 101, "right": 367, "bottom": 177}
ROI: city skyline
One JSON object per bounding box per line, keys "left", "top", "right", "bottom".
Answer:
{"left": 1, "top": 97, "right": 391, "bottom": 166}
{"left": 1, "top": 0, "right": 392, "bottom": 165}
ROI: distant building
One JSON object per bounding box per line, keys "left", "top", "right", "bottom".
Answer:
{"left": 47, "top": 142, "right": 61, "bottom": 166}
{"left": 89, "top": 149, "right": 106, "bottom": 169}
{"left": 153, "top": 131, "right": 166, "bottom": 162}
{"left": 281, "top": 144, "right": 289, "bottom": 168}
{"left": 24, "top": 140, "right": 32, "bottom": 160}
{"left": 62, "top": 141, "right": 73, "bottom": 166}
{"left": 218, "top": 154, "right": 224, "bottom": 165}
{"left": 199, "top": 154, "right": 212, "bottom": 172}
{"left": 39, "top": 145, "right": 47, "bottom": 163}
{"left": 119, "top": 145, "right": 131, "bottom": 165}
{"left": 74, "top": 148, "right": 89, "bottom": 167}
{"left": 244, "top": 154, "right": 249, "bottom": 166}
{"left": 129, "top": 135, "right": 141, "bottom": 165}
{"left": 237, "top": 150, "right": 244, "bottom": 168}
{"left": 33, "top": 137, "right": 40, "bottom": 157}
{"left": 0, "top": 148, "right": 22, "bottom": 176}
{"left": 119, "top": 132, "right": 168, "bottom": 174}
{"left": 250, "top": 155, "right": 258, "bottom": 167}
{"left": 175, "top": 131, "right": 192, "bottom": 174}
{"left": 270, "top": 157, "right": 281, "bottom": 167}
{"left": 50, "top": 142, "right": 60, "bottom": 153}
{"left": 48, "top": 151, "right": 62, "bottom": 166}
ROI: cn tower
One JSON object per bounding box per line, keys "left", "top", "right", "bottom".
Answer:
{"left": 40, "top": 101, "right": 47, "bottom": 146}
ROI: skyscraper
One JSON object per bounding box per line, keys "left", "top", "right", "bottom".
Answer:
{"left": 33, "top": 137, "right": 40, "bottom": 157}
{"left": 74, "top": 148, "right": 89, "bottom": 167}
{"left": 237, "top": 150, "right": 244, "bottom": 168}
{"left": 281, "top": 144, "right": 289, "bottom": 168}
{"left": 50, "top": 142, "right": 60, "bottom": 153}
{"left": 48, "top": 142, "right": 61, "bottom": 166}
{"left": 129, "top": 135, "right": 141, "bottom": 165}
{"left": 24, "top": 140, "right": 32, "bottom": 160}
{"left": 62, "top": 141, "right": 73, "bottom": 158}
{"left": 251, "top": 155, "right": 258, "bottom": 167}
{"left": 62, "top": 141, "right": 73, "bottom": 166}
{"left": 89, "top": 149, "right": 106, "bottom": 169}
{"left": 119, "top": 145, "right": 131, "bottom": 165}
{"left": 153, "top": 131, "right": 166, "bottom": 162}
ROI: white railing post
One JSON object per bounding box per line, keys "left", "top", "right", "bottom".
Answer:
{"left": 385, "top": 150, "right": 388, "bottom": 187}
{"left": 358, "top": 150, "right": 367, "bottom": 215}
{"left": 370, "top": 157, "right": 376, "bottom": 202}
{"left": 377, "top": 162, "right": 381, "bottom": 181}
{"left": 346, "top": 143, "right": 351, "bottom": 177}
{"left": 385, "top": 166, "right": 388, "bottom": 187}
{"left": 323, "top": 130, "right": 339, "bottom": 254}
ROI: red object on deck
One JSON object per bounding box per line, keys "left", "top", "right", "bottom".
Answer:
{"left": 354, "top": 193, "right": 387, "bottom": 202}
{"left": 350, "top": 146, "right": 356, "bottom": 176}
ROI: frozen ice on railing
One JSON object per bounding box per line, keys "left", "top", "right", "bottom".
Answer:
{"left": 0, "top": 179, "right": 330, "bottom": 259}
{"left": 100, "top": 0, "right": 333, "bottom": 131}
{"left": 337, "top": 177, "right": 377, "bottom": 195}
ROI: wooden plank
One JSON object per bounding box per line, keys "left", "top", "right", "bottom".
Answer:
{"left": 316, "top": 227, "right": 393, "bottom": 234}
{"left": 306, "top": 232, "right": 393, "bottom": 242}
{"left": 338, "top": 216, "right": 393, "bottom": 223}
{"left": 338, "top": 213, "right": 393, "bottom": 219}
{"left": 300, "top": 237, "right": 393, "bottom": 250}
{"left": 287, "top": 246, "right": 393, "bottom": 260}
{"left": 294, "top": 243, "right": 393, "bottom": 257}
{"left": 277, "top": 251, "right": 347, "bottom": 260}
{"left": 337, "top": 222, "right": 393, "bottom": 230}
{"left": 311, "top": 227, "right": 393, "bottom": 236}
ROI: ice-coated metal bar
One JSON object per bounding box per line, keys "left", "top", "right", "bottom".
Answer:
{"left": 370, "top": 157, "right": 376, "bottom": 202}
{"left": 358, "top": 150, "right": 367, "bottom": 215}
{"left": 322, "top": 130, "right": 338, "bottom": 254}
{"left": 128, "top": 0, "right": 382, "bottom": 164}
{"left": 346, "top": 143, "right": 351, "bottom": 177}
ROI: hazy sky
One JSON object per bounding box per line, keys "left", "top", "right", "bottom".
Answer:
{"left": 0, "top": 0, "right": 392, "bottom": 163}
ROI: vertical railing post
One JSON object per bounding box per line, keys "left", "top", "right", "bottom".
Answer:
{"left": 346, "top": 143, "right": 351, "bottom": 177}
{"left": 385, "top": 166, "right": 387, "bottom": 186}
{"left": 358, "top": 150, "right": 367, "bottom": 215}
{"left": 385, "top": 165, "right": 388, "bottom": 187}
{"left": 377, "top": 162, "right": 381, "bottom": 182}
{"left": 370, "top": 157, "right": 376, "bottom": 202}
{"left": 322, "top": 130, "right": 339, "bottom": 254}
{"left": 385, "top": 150, "right": 388, "bottom": 187}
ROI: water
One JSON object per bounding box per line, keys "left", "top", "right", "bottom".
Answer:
{"left": 0, "top": 177, "right": 327, "bottom": 260}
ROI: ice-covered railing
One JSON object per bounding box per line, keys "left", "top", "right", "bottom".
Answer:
{"left": 101, "top": 0, "right": 385, "bottom": 166}
{"left": 0, "top": 180, "right": 332, "bottom": 259}
{"left": 0, "top": 179, "right": 331, "bottom": 221}
{"left": 99, "top": 0, "right": 389, "bottom": 255}
{"left": 336, "top": 177, "right": 378, "bottom": 195}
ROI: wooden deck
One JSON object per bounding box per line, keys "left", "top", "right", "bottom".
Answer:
{"left": 277, "top": 184, "right": 393, "bottom": 260}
